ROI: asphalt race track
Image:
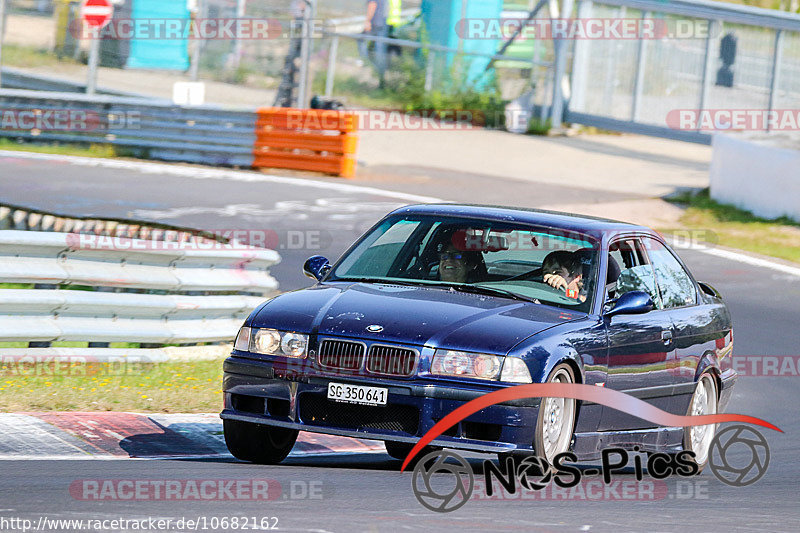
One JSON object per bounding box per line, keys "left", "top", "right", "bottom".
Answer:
{"left": 0, "top": 153, "right": 798, "bottom": 532}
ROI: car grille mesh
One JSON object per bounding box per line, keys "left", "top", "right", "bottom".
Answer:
{"left": 317, "top": 339, "right": 365, "bottom": 370}
{"left": 299, "top": 394, "right": 419, "bottom": 434}
{"left": 366, "top": 345, "right": 417, "bottom": 376}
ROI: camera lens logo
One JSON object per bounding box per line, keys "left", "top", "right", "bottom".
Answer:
{"left": 516, "top": 456, "right": 552, "bottom": 491}
{"left": 411, "top": 450, "right": 474, "bottom": 513}
{"left": 709, "top": 424, "right": 770, "bottom": 487}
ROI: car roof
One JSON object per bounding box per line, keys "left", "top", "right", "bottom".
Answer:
{"left": 388, "top": 203, "right": 654, "bottom": 238}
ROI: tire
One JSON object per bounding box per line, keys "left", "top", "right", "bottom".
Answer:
{"left": 223, "top": 419, "right": 298, "bottom": 465}
{"left": 682, "top": 372, "right": 719, "bottom": 472}
{"left": 533, "top": 363, "right": 577, "bottom": 463}
{"left": 384, "top": 441, "right": 438, "bottom": 462}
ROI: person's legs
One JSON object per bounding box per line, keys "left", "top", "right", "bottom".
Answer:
{"left": 374, "top": 25, "right": 389, "bottom": 87}
{"left": 357, "top": 32, "right": 371, "bottom": 63}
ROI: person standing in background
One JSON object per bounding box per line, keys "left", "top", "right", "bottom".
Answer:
{"left": 386, "top": 0, "right": 403, "bottom": 58}
{"left": 359, "top": 0, "right": 389, "bottom": 88}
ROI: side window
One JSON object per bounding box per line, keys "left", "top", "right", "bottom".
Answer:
{"left": 609, "top": 239, "right": 643, "bottom": 271}
{"left": 615, "top": 264, "right": 663, "bottom": 309}
{"left": 609, "top": 239, "right": 662, "bottom": 308}
{"left": 643, "top": 238, "right": 697, "bottom": 308}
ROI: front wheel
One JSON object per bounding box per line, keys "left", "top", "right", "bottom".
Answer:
{"left": 534, "top": 363, "right": 577, "bottom": 463}
{"left": 682, "top": 372, "right": 719, "bottom": 471}
{"left": 223, "top": 419, "right": 298, "bottom": 464}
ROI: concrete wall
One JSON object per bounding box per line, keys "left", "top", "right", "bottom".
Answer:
{"left": 710, "top": 133, "right": 800, "bottom": 222}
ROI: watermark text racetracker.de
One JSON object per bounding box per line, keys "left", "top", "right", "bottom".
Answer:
{"left": 1, "top": 355, "right": 156, "bottom": 377}
{"left": 667, "top": 109, "right": 800, "bottom": 131}
{"left": 0, "top": 110, "right": 139, "bottom": 132}
{"left": 456, "top": 17, "right": 715, "bottom": 40}
{"left": 69, "top": 478, "right": 325, "bottom": 501}
{"left": 66, "top": 228, "right": 331, "bottom": 252}
{"left": 70, "top": 17, "right": 325, "bottom": 40}
{"left": 473, "top": 478, "right": 711, "bottom": 502}
{"left": 731, "top": 355, "right": 800, "bottom": 377}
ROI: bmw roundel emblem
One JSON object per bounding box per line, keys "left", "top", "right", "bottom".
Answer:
{"left": 366, "top": 324, "right": 384, "bottom": 333}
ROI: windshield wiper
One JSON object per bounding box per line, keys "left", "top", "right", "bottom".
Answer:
{"left": 332, "top": 278, "right": 538, "bottom": 303}
{"left": 438, "top": 283, "right": 540, "bottom": 304}
{"left": 331, "top": 277, "right": 424, "bottom": 287}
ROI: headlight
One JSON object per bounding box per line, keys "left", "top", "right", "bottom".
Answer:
{"left": 280, "top": 332, "right": 308, "bottom": 358}
{"left": 500, "top": 356, "right": 532, "bottom": 383}
{"left": 253, "top": 328, "right": 282, "bottom": 354}
{"left": 431, "top": 349, "right": 502, "bottom": 380}
{"left": 235, "top": 327, "right": 309, "bottom": 358}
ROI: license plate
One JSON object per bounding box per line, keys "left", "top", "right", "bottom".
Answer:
{"left": 327, "top": 382, "right": 387, "bottom": 406}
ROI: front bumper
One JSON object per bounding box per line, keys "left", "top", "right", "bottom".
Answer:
{"left": 221, "top": 356, "right": 539, "bottom": 453}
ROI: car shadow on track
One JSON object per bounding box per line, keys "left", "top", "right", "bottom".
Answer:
{"left": 166, "top": 453, "right": 641, "bottom": 479}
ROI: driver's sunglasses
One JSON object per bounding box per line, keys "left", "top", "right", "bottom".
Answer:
{"left": 439, "top": 252, "right": 464, "bottom": 261}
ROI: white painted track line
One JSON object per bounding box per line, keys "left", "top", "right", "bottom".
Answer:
{"left": 0, "top": 150, "right": 443, "bottom": 204}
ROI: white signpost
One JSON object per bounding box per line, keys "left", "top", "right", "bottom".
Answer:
{"left": 82, "top": 0, "right": 114, "bottom": 95}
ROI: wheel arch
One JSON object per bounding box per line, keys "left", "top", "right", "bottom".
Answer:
{"left": 696, "top": 349, "right": 723, "bottom": 400}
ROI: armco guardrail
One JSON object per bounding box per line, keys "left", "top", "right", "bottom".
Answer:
{"left": 253, "top": 108, "right": 358, "bottom": 178}
{"left": 0, "top": 90, "right": 362, "bottom": 175}
{"left": 0, "top": 230, "right": 279, "bottom": 348}
{"left": 1, "top": 67, "right": 145, "bottom": 97}
{"left": 0, "top": 89, "right": 256, "bottom": 167}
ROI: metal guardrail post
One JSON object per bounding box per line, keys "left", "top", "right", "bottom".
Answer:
{"left": 550, "top": 0, "right": 576, "bottom": 128}
{"left": 230, "top": 0, "right": 246, "bottom": 71}
{"left": 767, "top": 29, "right": 784, "bottom": 132}
{"left": 189, "top": 0, "right": 205, "bottom": 82}
{"left": 0, "top": 0, "right": 6, "bottom": 87}
{"left": 297, "top": 0, "right": 317, "bottom": 108}
{"left": 631, "top": 11, "right": 651, "bottom": 122}
{"left": 697, "top": 19, "right": 717, "bottom": 130}
{"left": 86, "top": 28, "right": 101, "bottom": 95}
{"left": 325, "top": 34, "right": 339, "bottom": 97}
{"left": 425, "top": 50, "right": 435, "bottom": 92}
{"left": 569, "top": 0, "right": 593, "bottom": 113}
{"left": 602, "top": 6, "right": 625, "bottom": 111}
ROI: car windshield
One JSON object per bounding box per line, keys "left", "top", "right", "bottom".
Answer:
{"left": 328, "top": 215, "right": 600, "bottom": 312}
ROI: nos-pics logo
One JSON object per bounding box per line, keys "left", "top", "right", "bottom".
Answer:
{"left": 411, "top": 424, "right": 770, "bottom": 512}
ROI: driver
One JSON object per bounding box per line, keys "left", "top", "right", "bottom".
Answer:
{"left": 542, "top": 251, "right": 587, "bottom": 302}
{"left": 438, "top": 243, "right": 482, "bottom": 283}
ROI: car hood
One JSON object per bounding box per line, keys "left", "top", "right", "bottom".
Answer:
{"left": 251, "top": 282, "right": 583, "bottom": 354}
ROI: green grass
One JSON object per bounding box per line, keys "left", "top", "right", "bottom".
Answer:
{"left": 667, "top": 189, "right": 800, "bottom": 264}
{"left": 0, "top": 283, "right": 35, "bottom": 289}
{"left": 312, "top": 73, "right": 405, "bottom": 109}
{"left": 0, "top": 138, "right": 117, "bottom": 158}
{"left": 2, "top": 43, "right": 80, "bottom": 69}
{"left": 0, "top": 341, "right": 161, "bottom": 348}
{"left": 0, "top": 358, "right": 224, "bottom": 412}
{"left": 526, "top": 117, "right": 552, "bottom": 135}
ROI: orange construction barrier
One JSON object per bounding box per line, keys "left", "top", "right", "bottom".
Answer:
{"left": 253, "top": 108, "right": 358, "bottom": 178}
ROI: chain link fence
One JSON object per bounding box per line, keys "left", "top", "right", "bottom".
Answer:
{"left": 568, "top": 0, "right": 800, "bottom": 138}
{"left": 1, "top": 0, "right": 799, "bottom": 138}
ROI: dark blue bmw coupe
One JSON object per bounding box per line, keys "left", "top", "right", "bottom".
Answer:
{"left": 221, "top": 204, "right": 736, "bottom": 468}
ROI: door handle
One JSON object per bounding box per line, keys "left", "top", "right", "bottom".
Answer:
{"left": 661, "top": 330, "right": 673, "bottom": 344}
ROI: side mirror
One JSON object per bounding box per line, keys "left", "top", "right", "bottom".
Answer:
{"left": 303, "top": 255, "right": 331, "bottom": 281}
{"left": 604, "top": 290, "right": 654, "bottom": 317}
